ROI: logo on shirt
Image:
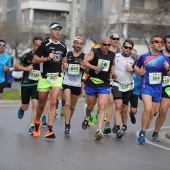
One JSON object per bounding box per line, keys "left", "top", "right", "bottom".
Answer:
{"left": 52, "top": 50, "right": 63, "bottom": 61}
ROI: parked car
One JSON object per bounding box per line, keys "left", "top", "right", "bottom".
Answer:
{"left": 12, "top": 70, "right": 23, "bottom": 81}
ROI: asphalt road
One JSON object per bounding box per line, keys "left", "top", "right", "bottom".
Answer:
{"left": 0, "top": 100, "right": 170, "bottom": 170}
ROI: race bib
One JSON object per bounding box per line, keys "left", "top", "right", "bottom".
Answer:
{"left": 98, "top": 59, "right": 110, "bottom": 72}
{"left": 162, "top": 76, "right": 170, "bottom": 87}
{"left": 149, "top": 73, "right": 162, "bottom": 84}
{"left": 68, "top": 64, "right": 80, "bottom": 75}
{"left": 118, "top": 82, "right": 133, "bottom": 92}
{"left": 47, "top": 72, "right": 59, "bottom": 83}
{"left": 28, "top": 70, "right": 41, "bottom": 81}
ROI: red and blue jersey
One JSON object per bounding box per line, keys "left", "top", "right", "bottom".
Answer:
{"left": 136, "top": 52, "right": 170, "bottom": 91}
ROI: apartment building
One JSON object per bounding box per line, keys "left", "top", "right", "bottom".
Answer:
{"left": 79, "top": 0, "right": 170, "bottom": 54}
{"left": 0, "top": 0, "right": 70, "bottom": 34}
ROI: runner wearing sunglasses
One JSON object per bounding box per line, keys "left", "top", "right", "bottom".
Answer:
{"left": 0, "top": 39, "right": 11, "bottom": 98}
{"left": 135, "top": 35, "right": 170, "bottom": 144}
{"left": 111, "top": 39, "right": 136, "bottom": 139}
{"left": 81, "top": 37, "right": 115, "bottom": 141}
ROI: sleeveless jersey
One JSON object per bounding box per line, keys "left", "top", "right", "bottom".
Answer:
{"left": 63, "top": 51, "right": 85, "bottom": 87}
{"left": 85, "top": 48, "right": 115, "bottom": 87}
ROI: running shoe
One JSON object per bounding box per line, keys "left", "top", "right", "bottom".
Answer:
{"left": 93, "top": 114, "right": 98, "bottom": 124}
{"left": 44, "top": 128, "right": 56, "bottom": 139}
{"left": 28, "top": 125, "right": 34, "bottom": 135}
{"left": 88, "top": 116, "right": 94, "bottom": 127}
{"left": 95, "top": 130, "right": 103, "bottom": 141}
{"left": 129, "top": 113, "right": 136, "bottom": 124}
{"left": 103, "top": 124, "right": 111, "bottom": 134}
{"left": 138, "top": 130, "right": 146, "bottom": 144}
{"left": 33, "top": 120, "right": 41, "bottom": 138}
{"left": 82, "top": 118, "right": 89, "bottom": 130}
{"left": 60, "top": 107, "right": 64, "bottom": 116}
{"left": 42, "top": 116, "right": 47, "bottom": 125}
{"left": 122, "top": 125, "right": 127, "bottom": 132}
{"left": 152, "top": 132, "right": 161, "bottom": 142}
{"left": 64, "top": 124, "right": 71, "bottom": 134}
{"left": 116, "top": 130, "right": 125, "bottom": 139}
{"left": 112, "top": 126, "right": 117, "bottom": 133}
{"left": 18, "top": 108, "right": 24, "bottom": 119}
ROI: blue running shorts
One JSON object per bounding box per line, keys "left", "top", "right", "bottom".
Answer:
{"left": 84, "top": 85, "right": 110, "bottom": 96}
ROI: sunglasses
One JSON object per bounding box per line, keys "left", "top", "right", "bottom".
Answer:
{"left": 111, "top": 38, "right": 119, "bottom": 41}
{"left": 123, "top": 46, "right": 133, "bottom": 50}
{"left": 0, "top": 44, "right": 5, "bottom": 47}
{"left": 151, "top": 40, "right": 163, "bottom": 44}
{"left": 102, "top": 43, "right": 111, "bottom": 47}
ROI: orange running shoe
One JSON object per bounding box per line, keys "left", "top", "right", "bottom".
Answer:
{"left": 44, "top": 128, "right": 55, "bottom": 139}
{"left": 33, "top": 120, "right": 41, "bottom": 138}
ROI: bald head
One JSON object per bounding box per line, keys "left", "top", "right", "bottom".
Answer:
{"left": 100, "top": 37, "right": 111, "bottom": 55}
{"left": 100, "top": 37, "right": 111, "bottom": 44}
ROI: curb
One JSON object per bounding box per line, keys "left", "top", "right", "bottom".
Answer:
{"left": 0, "top": 97, "right": 85, "bottom": 105}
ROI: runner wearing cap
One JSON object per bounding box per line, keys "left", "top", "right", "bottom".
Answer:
{"left": 32, "top": 22, "right": 67, "bottom": 139}
{"left": 62, "top": 36, "right": 85, "bottom": 134}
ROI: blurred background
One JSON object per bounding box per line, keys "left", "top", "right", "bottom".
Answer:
{"left": 0, "top": 0, "right": 170, "bottom": 82}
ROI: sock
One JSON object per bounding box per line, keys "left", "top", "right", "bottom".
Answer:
{"left": 62, "top": 99, "right": 65, "bottom": 107}
{"left": 97, "top": 129, "right": 101, "bottom": 132}
{"left": 47, "top": 125, "right": 52, "bottom": 130}
{"left": 116, "top": 125, "right": 120, "bottom": 131}
{"left": 30, "top": 124, "right": 34, "bottom": 127}
{"left": 106, "top": 121, "right": 110, "bottom": 125}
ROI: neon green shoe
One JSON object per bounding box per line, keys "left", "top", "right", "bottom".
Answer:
{"left": 93, "top": 114, "right": 98, "bottom": 124}
{"left": 60, "top": 107, "right": 64, "bottom": 116}
{"left": 88, "top": 116, "right": 94, "bottom": 127}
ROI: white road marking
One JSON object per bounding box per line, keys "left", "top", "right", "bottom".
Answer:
{"left": 136, "top": 126, "right": 170, "bottom": 151}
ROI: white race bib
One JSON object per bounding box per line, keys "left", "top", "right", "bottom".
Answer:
{"left": 68, "top": 64, "right": 80, "bottom": 75}
{"left": 47, "top": 72, "right": 59, "bottom": 83}
{"left": 162, "top": 76, "right": 170, "bottom": 87}
{"left": 28, "top": 70, "right": 41, "bottom": 81}
{"left": 118, "top": 82, "right": 133, "bottom": 92}
{"left": 149, "top": 73, "right": 162, "bottom": 84}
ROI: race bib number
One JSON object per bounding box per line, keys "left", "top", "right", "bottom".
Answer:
{"left": 118, "top": 83, "right": 133, "bottom": 92}
{"left": 98, "top": 59, "right": 110, "bottom": 72}
{"left": 47, "top": 72, "right": 59, "bottom": 83}
{"left": 28, "top": 70, "right": 41, "bottom": 81}
{"left": 68, "top": 64, "right": 80, "bottom": 75}
{"left": 149, "top": 73, "right": 162, "bottom": 84}
{"left": 162, "top": 76, "right": 170, "bottom": 87}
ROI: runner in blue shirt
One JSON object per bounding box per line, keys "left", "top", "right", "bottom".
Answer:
{"left": 135, "top": 35, "right": 170, "bottom": 144}
{"left": 0, "top": 39, "right": 11, "bottom": 98}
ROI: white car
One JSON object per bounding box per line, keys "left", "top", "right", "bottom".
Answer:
{"left": 12, "top": 70, "right": 23, "bottom": 81}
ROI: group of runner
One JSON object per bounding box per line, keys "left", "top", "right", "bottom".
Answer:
{"left": 12, "top": 22, "right": 170, "bottom": 144}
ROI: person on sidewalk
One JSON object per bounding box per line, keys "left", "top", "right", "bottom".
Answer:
{"left": 14, "top": 36, "right": 43, "bottom": 135}
{"left": 135, "top": 35, "right": 170, "bottom": 144}
{"left": 0, "top": 39, "right": 11, "bottom": 98}
{"left": 32, "top": 22, "right": 67, "bottom": 139}
{"left": 81, "top": 37, "right": 115, "bottom": 142}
